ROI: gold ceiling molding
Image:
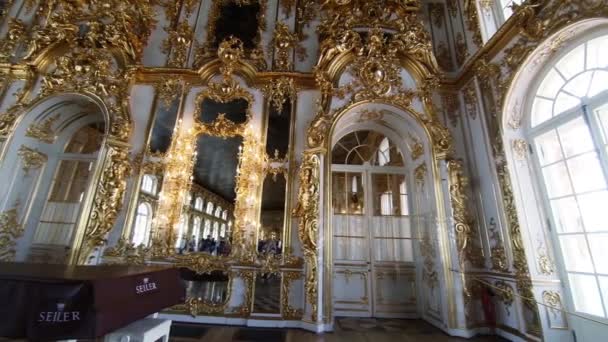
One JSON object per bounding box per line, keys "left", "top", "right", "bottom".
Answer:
{"left": 21, "top": 0, "right": 155, "bottom": 65}
{"left": 293, "top": 151, "right": 321, "bottom": 322}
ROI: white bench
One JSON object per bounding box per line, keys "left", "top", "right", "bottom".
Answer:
{"left": 104, "top": 318, "right": 172, "bottom": 342}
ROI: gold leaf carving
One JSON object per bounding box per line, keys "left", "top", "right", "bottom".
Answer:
{"left": 25, "top": 114, "right": 59, "bottom": 144}
{"left": 293, "top": 152, "right": 320, "bottom": 321}
{"left": 0, "top": 208, "right": 23, "bottom": 261}
{"left": 17, "top": 145, "right": 47, "bottom": 174}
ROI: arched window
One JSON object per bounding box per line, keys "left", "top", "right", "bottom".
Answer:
{"left": 222, "top": 210, "right": 228, "bottom": 220}
{"left": 194, "top": 197, "right": 204, "bottom": 211}
{"left": 175, "top": 215, "right": 188, "bottom": 248}
{"left": 141, "top": 174, "right": 157, "bottom": 194}
{"left": 192, "top": 217, "right": 202, "bottom": 243}
{"left": 132, "top": 203, "right": 152, "bottom": 246}
{"left": 529, "top": 34, "right": 608, "bottom": 318}
{"left": 215, "top": 206, "right": 222, "bottom": 218}
{"left": 203, "top": 219, "right": 211, "bottom": 238}
{"left": 206, "top": 202, "right": 214, "bottom": 214}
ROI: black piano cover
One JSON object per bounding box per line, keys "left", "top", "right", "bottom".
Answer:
{"left": 0, "top": 263, "right": 185, "bottom": 341}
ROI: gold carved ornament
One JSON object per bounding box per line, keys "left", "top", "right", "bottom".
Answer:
{"left": 17, "top": 145, "right": 47, "bottom": 174}
{"left": 261, "top": 76, "right": 297, "bottom": 113}
{"left": 414, "top": 162, "right": 427, "bottom": 186}
{"left": 264, "top": 149, "right": 288, "bottom": 182}
{"left": 269, "top": 22, "right": 304, "bottom": 71}
{"left": 229, "top": 269, "right": 255, "bottom": 317}
{"left": 420, "top": 232, "right": 438, "bottom": 289}
{"left": 0, "top": 208, "right": 24, "bottom": 261}
{"left": 195, "top": 113, "right": 246, "bottom": 138}
{"left": 77, "top": 144, "right": 131, "bottom": 264}
{"left": 0, "top": 18, "right": 26, "bottom": 63}
{"left": 103, "top": 237, "right": 151, "bottom": 265}
{"left": 196, "top": 0, "right": 267, "bottom": 69}
{"left": 156, "top": 77, "right": 184, "bottom": 110}
{"left": 162, "top": 21, "right": 194, "bottom": 68}
{"left": 441, "top": 92, "right": 461, "bottom": 127}
{"left": 22, "top": 1, "right": 156, "bottom": 63}
{"left": 493, "top": 134, "right": 541, "bottom": 334}
{"left": 463, "top": 0, "right": 483, "bottom": 47}
{"left": 293, "top": 152, "right": 321, "bottom": 321}
{"left": 447, "top": 160, "right": 484, "bottom": 268}
{"left": 25, "top": 113, "right": 59, "bottom": 144}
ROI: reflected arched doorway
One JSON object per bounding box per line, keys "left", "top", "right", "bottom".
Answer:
{"left": 330, "top": 130, "right": 416, "bottom": 317}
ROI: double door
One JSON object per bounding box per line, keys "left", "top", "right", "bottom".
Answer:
{"left": 331, "top": 166, "right": 417, "bottom": 318}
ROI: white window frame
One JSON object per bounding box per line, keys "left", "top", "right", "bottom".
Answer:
{"left": 528, "top": 52, "right": 608, "bottom": 320}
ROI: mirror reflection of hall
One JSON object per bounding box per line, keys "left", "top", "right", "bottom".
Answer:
{"left": 0, "top": 0, "right": 607, "bottom": 341}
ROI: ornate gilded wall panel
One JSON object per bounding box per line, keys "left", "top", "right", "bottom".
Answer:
{"left": 293, "top": 151, "right": 320, "bottom": 321}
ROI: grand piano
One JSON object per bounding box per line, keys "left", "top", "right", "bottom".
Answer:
{"left": 0, "top": 263, "right": 184, "bottom": 340}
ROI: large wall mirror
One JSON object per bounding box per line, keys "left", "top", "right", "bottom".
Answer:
{"left": 252, "top": 97, "right": 293, "bottom": 315}
{"left": 127, "top": 92, "right": 181, "bottom": 248}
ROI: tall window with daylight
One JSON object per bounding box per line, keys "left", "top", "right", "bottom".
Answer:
{"left": 132, "top": 203, "right": 152, "bottom": 246}
{"left": 529, "top": 34, "right": 608, "bottom": 318}
{"left": 141, "top": 174, "right": 157, "bottom": 194}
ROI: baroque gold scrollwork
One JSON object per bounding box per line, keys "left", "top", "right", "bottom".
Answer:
{"left": 261, "top": 77, "right": 297, "bottom": 113}
{"left": 17, "top": 145, "right": 47, "bottom": 174}
{"left": 293, "top": 152, "right": 320, "bottom": 321}
{"left": 77, "top": 144, "right": 131, "bottom": 264}
{"left": 0, "top": 207, "right": 24, "bottom": 261}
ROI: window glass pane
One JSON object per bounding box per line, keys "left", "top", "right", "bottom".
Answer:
{"left": 555, "top": 43, "right": 586, "bottom": 79}
{"left": 553, "top": 92, "right": 580, "bottom": 116}
{"left": 557, "top": 116, "right": 594, "bottom": 157}
{"left": 542, "top": 162, "right": 573, "bottom": 198}
{"left": 531, "top": 97, "right": 554, "bottom": 127}
{"left": 587, "top": 36, "right": 608, "bottom": 69}
{"left": 537, "top": 68, "right": 565, "bottom": 99}
{"left": 594, "top": 102, "right": 608, "bottom": 143}
{"left": 587, "top": 70, "right": 608, "bottom": 98}
{"left": 551, "top": 196, "right": 584, "bottom": 233}
{"left": 569, "top": 273, "right": 605, "bottom": 317}
{"left": 559, "top": 235, "right": 594, "bottom": 273}
{"left": 332, "top": 172, "right": 364, "bottom": 215}
{"left": 589, "top": 234, "right": 608, "bottom": 274}
{"left": 578, "top": 191, "right": 608, "bottom": 232}
{"left": 535, "top": 130, "right": 563, "bottom": 165}
{"left": 563, "top": 71, "right": 593, "bottom": 98}
{"left": 372, "top": 174, "right": 407, "bottom": 216}
{"left": 332, "top": 172, "right": 347, "bottom": 214}
{"left": 567, "top": 153, "right": 606, "bottom": 193}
